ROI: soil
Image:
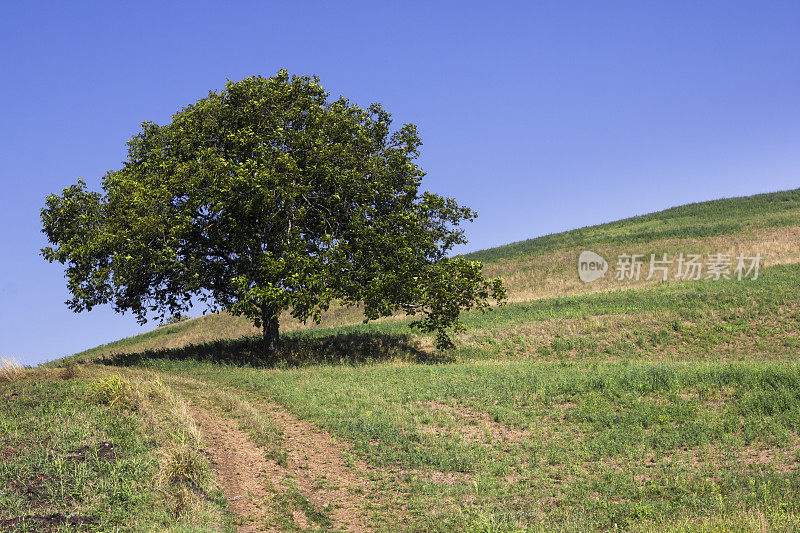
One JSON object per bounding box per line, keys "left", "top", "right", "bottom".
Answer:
{"left": 188, "top": 394, "right": 383, "bottom": 532}
{"left": 189, "top": 404, "right": 278, "bottom": 533}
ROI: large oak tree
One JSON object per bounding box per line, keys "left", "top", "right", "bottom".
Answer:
{"left": 41, "top": 71, "right": 505, "bottom": 353}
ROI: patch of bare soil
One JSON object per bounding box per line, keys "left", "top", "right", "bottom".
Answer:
{"left": 0, "top": 445, "right": 18, "bottom": 461}
{"left": 1, "top": 439, "right": 43, "bottom": 461}
{"left": 189, "top": 404, "right": 277, "bottom": 532}
{"left": 191, "top": 397, "right": 386, "bottom": 532}
{"left": 63, "top": 441, "right": 117, "bottom": 462}
{"left": 420, "top": 401, "right": 530, "bottom": 445}
{"left": 390, "top": 467, "right": 474, "bottom": 485}
{"left": 164, "top": 369, "right": 411, "bottom": 531}
{"left": 739, "top": 446, "right": 798, "bottom": 473}
{"left": 5, "top": 474, "right": 53, "bottom": 506}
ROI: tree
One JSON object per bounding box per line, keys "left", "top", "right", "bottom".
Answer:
{"left": 41, "top": 71, "right": 505, "bottom": 354}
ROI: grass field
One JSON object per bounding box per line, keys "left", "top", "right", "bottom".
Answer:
{"left": 71, "top": 261, "right": 800, "bottom": 368}
{"left": 5, "top": 188, "right": 800, "bottom": 531}
{"left": 158, "top": 358, "right": 800, "bottom": 531}
{"left": 0, "top": 365, "right": 231, "bottom": 531}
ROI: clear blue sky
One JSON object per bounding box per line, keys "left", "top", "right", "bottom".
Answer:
{"left": 2, "top": 1, "right": 798, "bottom": 365}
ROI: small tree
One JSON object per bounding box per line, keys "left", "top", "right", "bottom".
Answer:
{"left": 41, "top": 71, "right": 505, "bottom": 353}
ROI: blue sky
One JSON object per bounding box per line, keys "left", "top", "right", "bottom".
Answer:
{"left": 1, "top": 1, "right": 798, "bottom": 365}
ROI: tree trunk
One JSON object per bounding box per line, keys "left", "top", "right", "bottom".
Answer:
{"left": 262, "top": 309, "right": 280, "bottom": 354}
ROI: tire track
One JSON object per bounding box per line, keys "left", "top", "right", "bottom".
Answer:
{"left": 180, "top": 379, "right": 389, "bottom": 532}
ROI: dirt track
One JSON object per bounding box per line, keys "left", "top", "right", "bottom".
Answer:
{"left": 188, "top": 387, "right": 380, "bottom": 532}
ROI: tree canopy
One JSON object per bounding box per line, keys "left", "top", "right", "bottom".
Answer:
{"left": 41, "top": 71, "right": 505, "bottom": 353}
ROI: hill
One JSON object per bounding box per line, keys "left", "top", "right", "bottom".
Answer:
{"left": 61, "top": 186, "right": 800, "bottom": 363}
{"left": 6, "top": 187, "right": 800, "bottom": 531}
{"left": 465, "top": 187, "right": 800, "bottom": 263}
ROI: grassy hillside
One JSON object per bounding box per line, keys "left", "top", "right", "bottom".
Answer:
{"left": 9, "top": 187, "right": 800, "bottom": 531}
{"left": 464, "top": 187, "right": 800, "bottom": 262}
{"left": 60, "top": 186, "right": 800, "bottom": 363}
{"left": 170, "top": 358, "right": 800, "bottom": 531}
{"left": 68, "top": 262, "right": 800, "bottom": 369}
{"left": 0, "top": 364, "right": 231, "bottom": 531}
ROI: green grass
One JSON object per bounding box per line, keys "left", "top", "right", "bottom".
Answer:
{"left": 56, "top": 187, "right": 800, "bottom": 365}
{"left": 30, "top": 185, "right": 800, "bottom": 531}
{"left": 0, "top": 370, "right": 231, "bottom": 531}
{"left": 465, "top": 187, "right": 800, "bottom": 262}
{"left": 68, "top": 260, "right": 800, "bottom": 530}
{"left": 80, "top": 262, "right": 800, "bottom": 367}
{"left": 452, "top": 262, "right": 800, "bottom": 361}
{"left": 142, "top": 359, "right": 800, "bottom": 531}
{"left": 464, "top": 262, "right": 800, "bottom": 325}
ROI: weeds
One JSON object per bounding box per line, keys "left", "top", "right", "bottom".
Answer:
{"left": 88, "top": 374, "right": 138, "bottom": 409}
{"left": 157, "top": 432, "right": 211, "bottom": 516}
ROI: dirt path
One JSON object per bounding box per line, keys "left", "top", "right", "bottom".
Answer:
{"left": 185, "top": 385, "right": 386, "bottom": 532}
{"left": 262, "top": 401, "right": 378, "bottom": 532}
{"left": 189, "top": 404, "right": 281, "bottom": 532}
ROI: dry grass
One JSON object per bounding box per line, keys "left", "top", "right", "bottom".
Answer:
{"left": 157, "top": 433, "right": 210, "bottom": 516}
{"left": 116, "top": 369, "right": 218, "bottom": 523}
{"left": 78, "top": 366, "right": 219, "bottom": 523}
{"left": 61, "top": 222, "right": 800, "bottom": 365}
{"left": 483, "top": 224, "right": 800, "bottom": 302}
{"left": 125, "top": 371, "right": 203, "bottom": 444}
{"left": 0, "top": 357, "right": 25, "bottom": 382}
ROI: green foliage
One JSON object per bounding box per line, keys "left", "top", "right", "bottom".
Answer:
{"left": 41, "top": 70, "right": 503, "bottom": 351}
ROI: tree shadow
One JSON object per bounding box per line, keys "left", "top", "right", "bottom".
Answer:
{"left": 99, "top": 331, "right": 449, "bottom": 368}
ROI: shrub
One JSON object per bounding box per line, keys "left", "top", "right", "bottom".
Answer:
{"left": 61, "top": 362, "right": 81, "bottom": 379}
{"left": 160, "top": 314, "right": 190, "bottom": 327}
{"left": 159, "top": 433, "right": 208, "bottom": 487}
